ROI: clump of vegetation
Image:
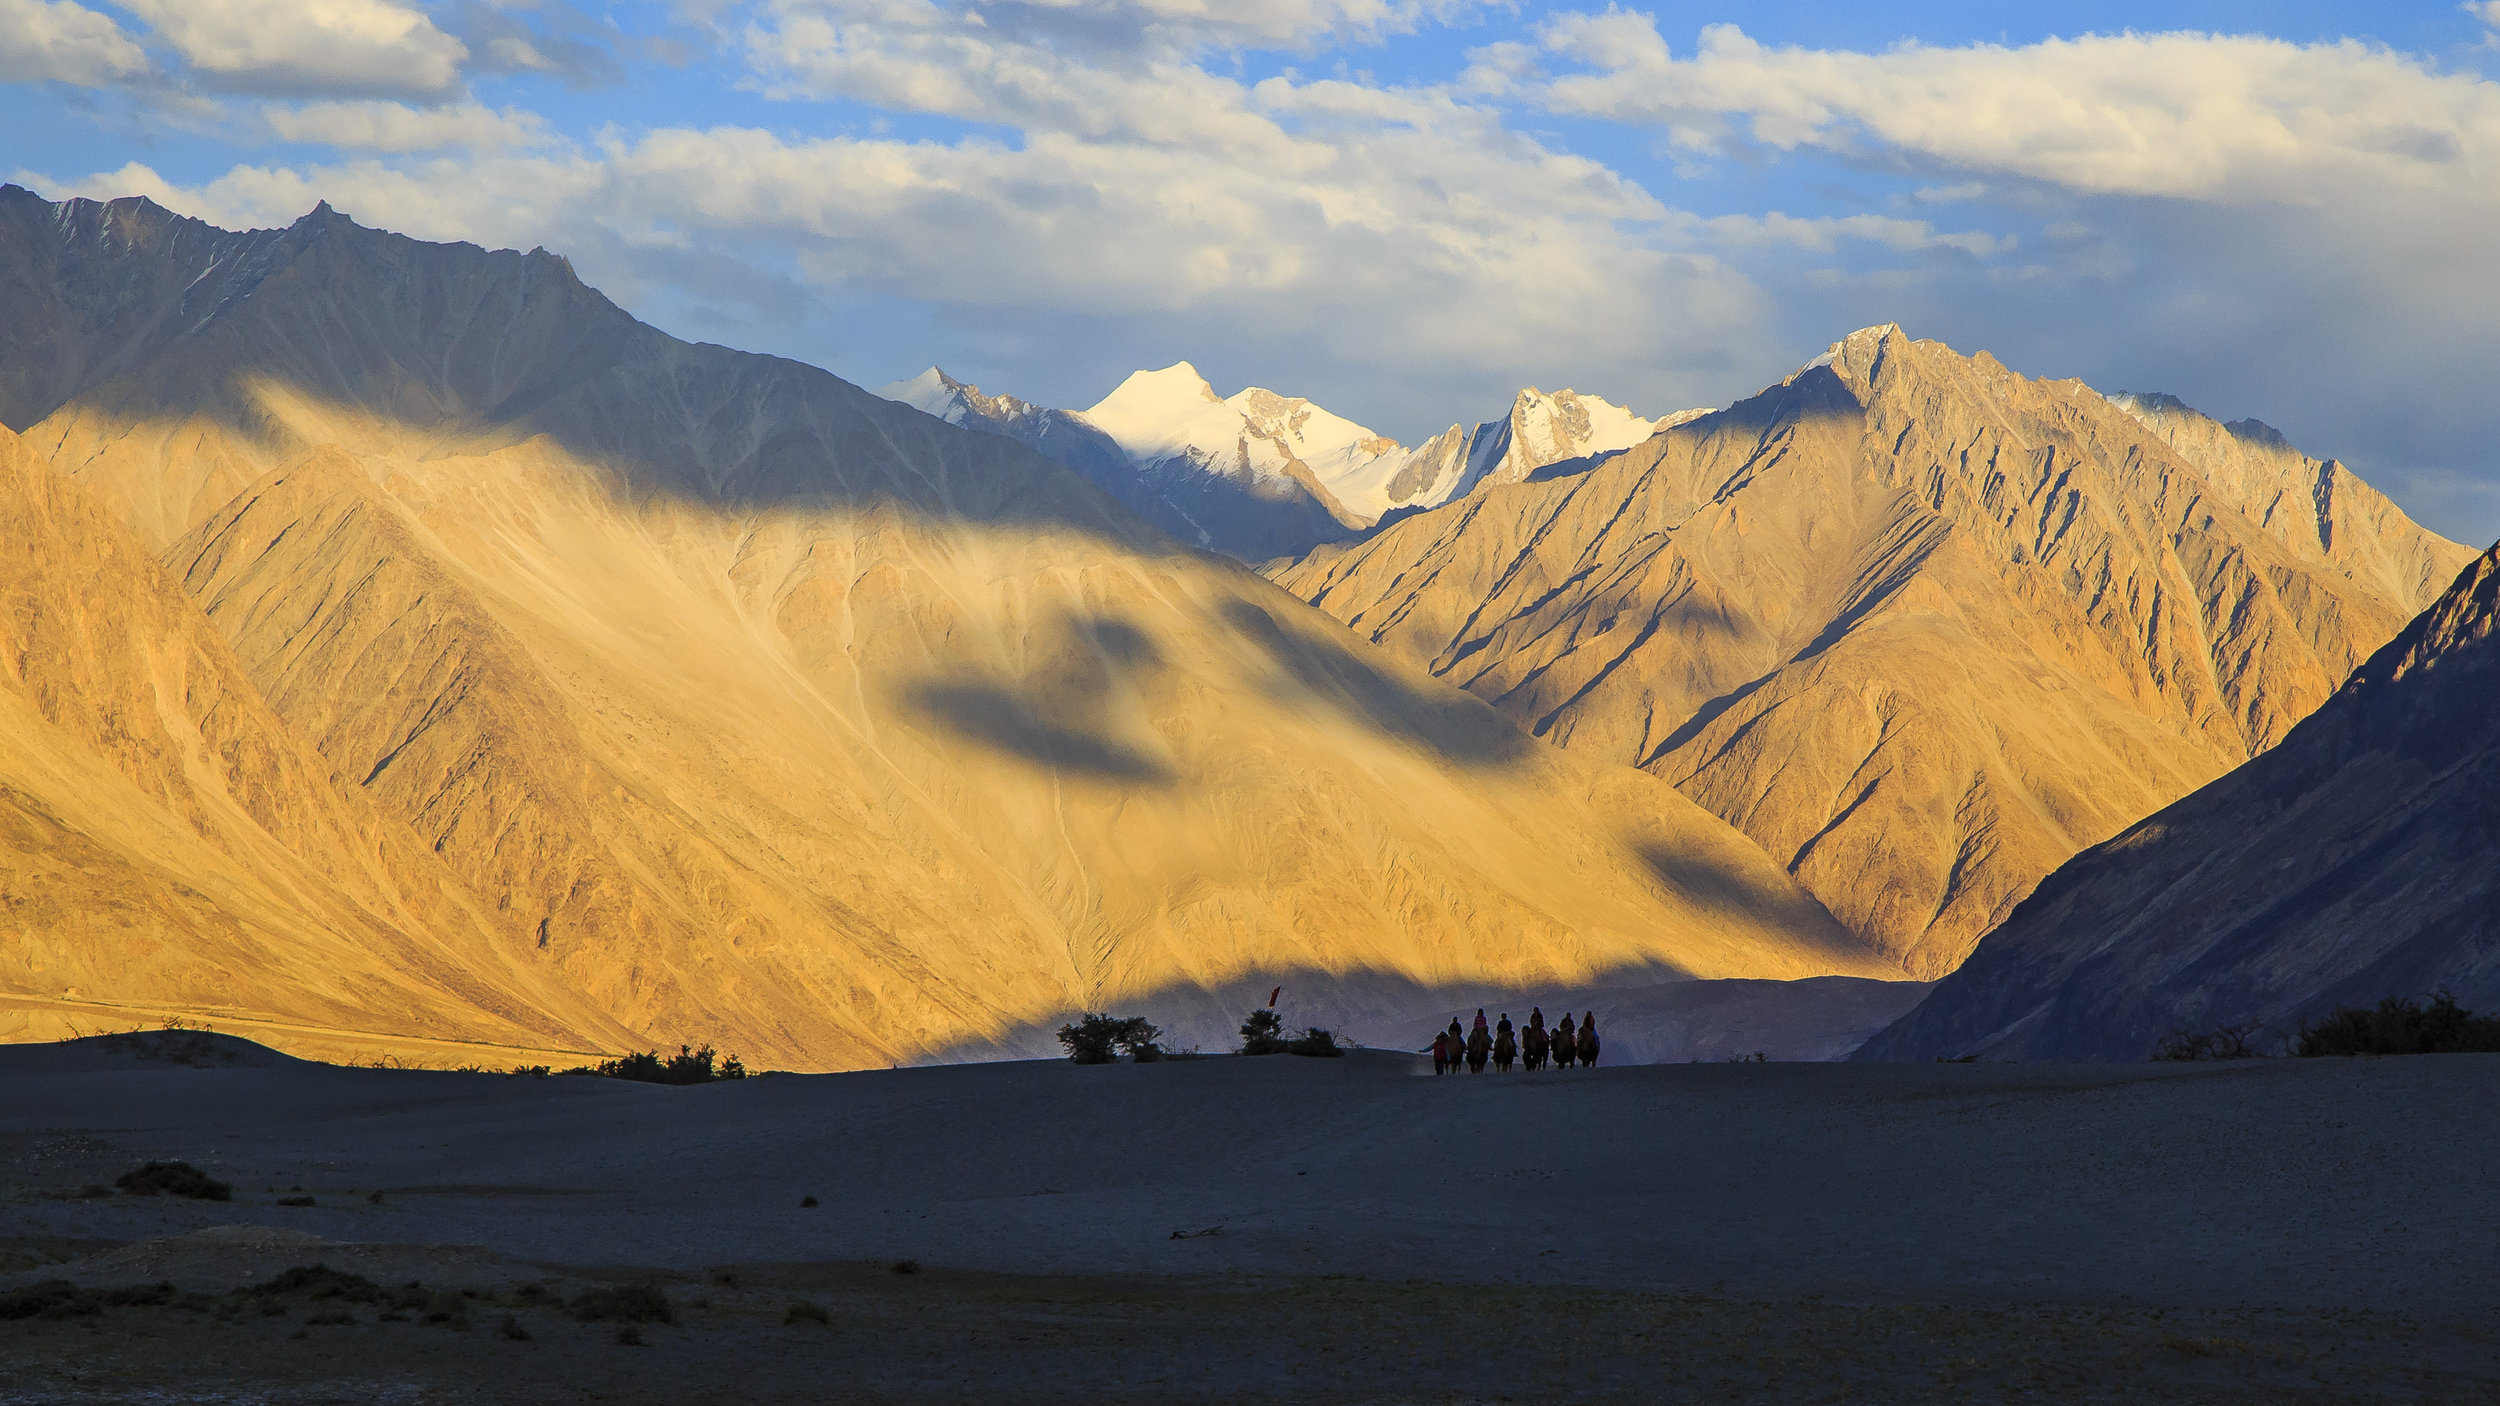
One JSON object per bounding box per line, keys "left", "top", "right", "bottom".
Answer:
{"left": 275, "top": 1195, "right": 316, "bottom": 1207}
{"left": 115, "top": 1160, "right": 231, "bottom": 1201}
{"left": 496, "top": 1312, "right": 531, "bottom": 1340}
{"left": 0, "top": 1280, "right": 194, "bottom": 1320}
{"left": 1055, "top": 1013, "right": 1163, "bottom": 1063}
{"left": 1238, "top": 1008, "right": 1289, "bottom": 1056}
{"left": 1286, "top": 1026, "right": 1346, "bottom": 1058}
{"left": 888, "top": 1259, "right": 919, "bottom": 1276}
{"left": 2296, "top": 992, "right": 2500, "bottom": 1056}
{"left": 571, "top": 1283, "right": 675, "bottom": 1324}
{"left": 2151, "top": 1022, "right": 2264, "bottom": 1061}
{"left": 614, "top": 1324, "right": 645, "bottom": 1346}
{"left": 783, "top": 1301, "right": 831, "bottom": 1326}
{"left": 565, "top": 1044, "right": 748, "bottom": 1084}
{"left": 799, "top": 1195, "right": 819, "bottom": 1208}
{"left": 245, "top": 1266, "right": 381, "bottom": 1303}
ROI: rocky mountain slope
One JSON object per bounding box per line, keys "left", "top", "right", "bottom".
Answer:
{"left": 1269, "top": 326, "right": 2474, "bottom": 978}
{"left": 0, "top": 186, "right": 1894, "bottom": 1068}
{"left": 1857, "top": 540, "right": 2500, "bottom": 1061}
{"left": 0, "top": 422, "right": 638, "bottom": 1064}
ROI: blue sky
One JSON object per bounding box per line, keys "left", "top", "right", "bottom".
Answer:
{"left": 6, "top": 0, "right": 2500, "bottom": 546}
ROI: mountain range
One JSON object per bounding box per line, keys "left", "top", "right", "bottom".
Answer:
{"left": 1267, "top": 325, "right": 2473, "bottom": 979}
{"left": 881, "top": 364, "right": 1692, "bottom": 561}
{"left": 0, "top": 187, "right": 1890, "bottom": 1068}
{"left": 2, "top": 184, "right": 2490, "bottom": 1069}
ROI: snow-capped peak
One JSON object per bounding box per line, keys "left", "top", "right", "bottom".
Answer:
{"left": 879, "top": 366, "right": 965, "bottom": 419}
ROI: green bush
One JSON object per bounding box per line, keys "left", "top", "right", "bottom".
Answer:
{"left": 115, "top": 1160, "right": 231, "bottom": 1201}
{"left": 1238, "top": 1008, "right": 1288, "bottom": 1056}
{"left": 1055, "top": 1013, "right": 1162, "bottom": 1063}
{"left": 2296, "top": 992, "right": 2500, "bottom": 1056}
{"left": 565, "top": 1045, "right": 747, "bottom": 1084}
{"left": 1286, "top": 1027, "right": 1346, "bottom": 1058}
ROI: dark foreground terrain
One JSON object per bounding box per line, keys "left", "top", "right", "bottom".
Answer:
{"left": 4, "top": 1032, "right": 2497, "bottom": 1403}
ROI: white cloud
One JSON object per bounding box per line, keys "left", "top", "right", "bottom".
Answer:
{"left": 1703, "top": 212, "right": 2007, "bottom": 258}
{"left": 0, "top": 0, "right": 145, "bottom": 84}
{"left": 260, "top": 99, "right": 546, "bottom": 150}
{"left": 25, "top": 85, "right": 1777, "bottom": 433}
{"left": 118, "top": 0, "right": 470, "bottom": 98}
{"left": 1538, "top": 20, "right": 2500, "bottom": 202}
{"left": 759, "top": 0, "right": 1473, "bottom": 60}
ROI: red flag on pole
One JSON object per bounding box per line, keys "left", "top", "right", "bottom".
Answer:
{"left": 1268, "top": 986, "right": 1281, "bottom": 1008}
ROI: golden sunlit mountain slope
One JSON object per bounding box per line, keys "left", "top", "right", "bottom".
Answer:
{"left": 1859, "top": 540, "right": 2500, "bottom": 1061}
{"left": 1270, "top": 327, "right": 2473, "bottom": 978}
{"left": 0, "top": 424, "right": 639, "bottom": 1064}
{"left": 0, "top": 189, "right": 1889, "bottom": 1067}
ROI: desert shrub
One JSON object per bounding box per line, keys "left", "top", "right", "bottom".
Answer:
{"left": 799, "top": 1195, "right": 819, "bottom": 1208}
{"left": 510, "top": 1065, "right": 552, "bottom": 1078}
{"left": 2151, "top": 1023, "right": 2264, "bottom": 1061}
{"left": 496, "top": 1312, "right": 531, "bottom": 1340}
{"left": 565, "top": 1044, "right": 747, "bottom": 1084}
{"left": 1286, "top": 1026, "right": 1346, "bottom": 1058}
{"left": 1055, "top": 1013, "right": 1162, "bottom": 1064}
{"left": 888, "top": 1259, "right": 919, "bottom": 1276}
{"left": 384, "top": 1283, "right": 433, "bottom": 1312}
{"left": 100, "top": 1282, "right": 177, "bottom": 1308}
{"left": 615, "top": 1324, "right": 644, "bottom": 1346}
{"left": 245, "top": 1266, "right": 380, "bottom": 1302}
{"left": 571, "top": 1283, "right": 674, "bottom": 1324}
{"left": 305, "top": 1309, "right": 356, "bottom": 1327}
{"left": 0, "top": 1282, "right": 95, "bottom": 1321}
{"left": 783, "top": 1301, "right": 831, "bottom": 1325}
{"left": 422, "top": 1290, "right": 469, "bottom": 1326}
{"left": 115, "top": 1160, "right": 231, "bottom": 1201}
{"left": 276, "top": 1195, "right": 316, "bottom": 1207}
{"left": 2296, "top": 992, "right": 2500, "bottom": 1056}
{"left": 1238, "top": 1008, "right": 1288, "bottom": 1056}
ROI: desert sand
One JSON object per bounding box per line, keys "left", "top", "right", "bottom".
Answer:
{"left": 5, "top": 1033, "right": 2496, "bottom": 1402}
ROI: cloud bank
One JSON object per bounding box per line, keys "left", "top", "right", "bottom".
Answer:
{"left": 4, "top": 2, "right": 2497, "bottom": 544}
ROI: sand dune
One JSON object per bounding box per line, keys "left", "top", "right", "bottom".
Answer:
{"left": 6, "top": 1033, "right": 2496, "bottom": 1316}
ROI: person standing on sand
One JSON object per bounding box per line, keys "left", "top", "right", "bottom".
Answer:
{"left": 1577, "top": 1011, "right": 1600, "bottom": 1069}
{"left": 1524, "top": 1008, "right": 1547, "bottom": 1071}
{"left": 1493, "top": 1014, "right": 1516, "bottom": 1072}
{"left": 1430, "top": 1029, "right": 1448, "bottom": 1074}
{"left": 1552, "top": 1012, "right": 1576, "bottom": 1069}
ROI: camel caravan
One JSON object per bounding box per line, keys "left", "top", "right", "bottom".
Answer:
{"left": 1430, "top": 1008, "right": 1597, "bottom": 1074}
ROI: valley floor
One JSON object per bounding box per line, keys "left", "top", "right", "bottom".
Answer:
{"left": 4, "top": 1036, "right": 2496, "bottom": 1403}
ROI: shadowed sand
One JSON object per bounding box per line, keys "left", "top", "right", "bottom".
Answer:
{"left": 5, "top": 1034, "right": 2498, "bottom": 1402}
